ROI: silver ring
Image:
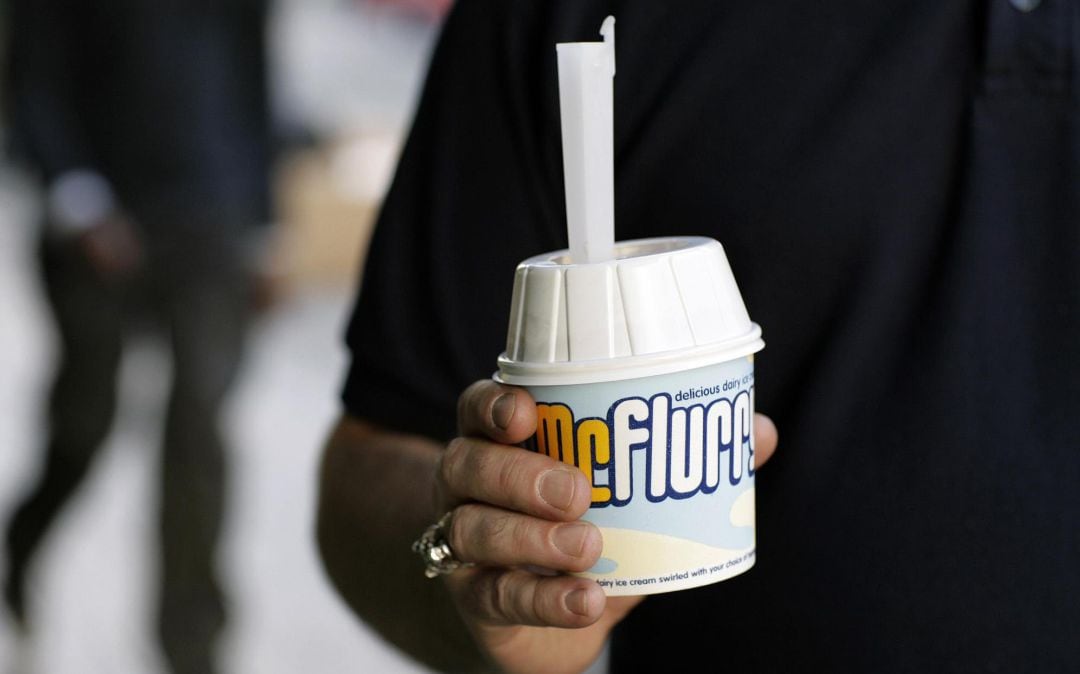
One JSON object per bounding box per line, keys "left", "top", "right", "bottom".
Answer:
{"left": 412, "top": 511, "right": 474, "bottom": 578}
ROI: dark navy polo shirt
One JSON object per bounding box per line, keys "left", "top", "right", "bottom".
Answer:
{"left": 343, "top": 1, "right": 1079, "bottom": 670}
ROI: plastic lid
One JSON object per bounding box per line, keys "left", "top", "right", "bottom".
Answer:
{"left": 496, "top": 236, "right": 764, "bottom": 386}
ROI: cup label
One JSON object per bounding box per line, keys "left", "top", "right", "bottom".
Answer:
{"left": 524, "top": 357, "right": 756, "bottom": 595}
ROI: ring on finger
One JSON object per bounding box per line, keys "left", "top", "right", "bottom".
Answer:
{"left": 412, "top": 510, "right": 475, "bottom": 578}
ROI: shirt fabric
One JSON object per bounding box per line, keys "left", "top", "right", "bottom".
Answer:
{"left": 342, "top": 1, "right": 1080, "bottom": 671}
{"left": 6, "top": 0, "right": 273, "bottom": 231}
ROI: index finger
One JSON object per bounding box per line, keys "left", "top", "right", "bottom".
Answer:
{"left": 457, "top": 380, "right": 537, "bottom": 445}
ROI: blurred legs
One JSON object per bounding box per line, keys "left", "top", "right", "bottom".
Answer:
{"left": 156, "top": 241, "right": 249, "bottom": 674}
{"left": 3, "top": 242, "right": 124, "bottom": 627}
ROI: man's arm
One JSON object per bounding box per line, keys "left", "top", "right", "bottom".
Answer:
{"left": 7, "top": 0, "right": 93, "bottom": 180}
{"left": 316, "top": 416, "right": 492, "bottom": 672}
{"left": 317, "top": 381, "right": 778, "bottom": 674}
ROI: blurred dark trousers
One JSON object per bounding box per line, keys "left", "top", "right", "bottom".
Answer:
{"left": 4, "top": 224, "right": 252, "bottom": 674}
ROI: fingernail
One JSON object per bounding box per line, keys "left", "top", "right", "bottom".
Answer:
{"left": 492, "top": 393, "right": 516, "bottom": 430}
{"left": 565, "top": 588, "right": 590, "bottom": 617}
{"left": 552, "top": 522, "right": 590, "bottom": 557}
{"left": 539, "top": 469, "right": 576, "bottom": 510}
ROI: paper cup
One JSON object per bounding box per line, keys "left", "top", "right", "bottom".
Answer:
{"left": 496, "top": 237, "right": 764, "bottom": 595}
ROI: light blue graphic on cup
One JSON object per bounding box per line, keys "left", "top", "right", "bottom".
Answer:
{"left": 524, "top": 357, "right": 756, "bottom": 593}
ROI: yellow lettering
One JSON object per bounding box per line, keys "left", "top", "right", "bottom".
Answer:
{"left": 576, "top": 419, "right": 612, "bottom": 505}
{"left": 536, "top": 403, "right": 574, "bottom": 463}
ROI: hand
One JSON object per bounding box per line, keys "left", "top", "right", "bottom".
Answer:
{"left": 242, "top": 227, "right": 286, "bottom": 315}
{"left": 248, "top": 265, "right": 284, "bottom": 315}
{"left": 434, "top": 380, "right": 779, "bottom": 674}
{"left": 75, "top": 211, "right": 144, "bottom": 280}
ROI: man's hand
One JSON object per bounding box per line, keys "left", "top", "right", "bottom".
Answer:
{"left": 75, "top": 211, "right": 144, "bottom": 280}
{"left": 432, "top": 380, "right": 779, "bottom": 674}
{"left": 316, "top": 380, "right": 776, "bottom": 673}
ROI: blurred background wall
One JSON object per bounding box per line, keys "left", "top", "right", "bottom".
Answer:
{"left": 0, "top": 1, "right": 447, "bottom": 672}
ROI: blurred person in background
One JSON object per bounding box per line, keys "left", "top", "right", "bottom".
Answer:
{"left": 2, "top": 1, "right": 275, "bottom": 672}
